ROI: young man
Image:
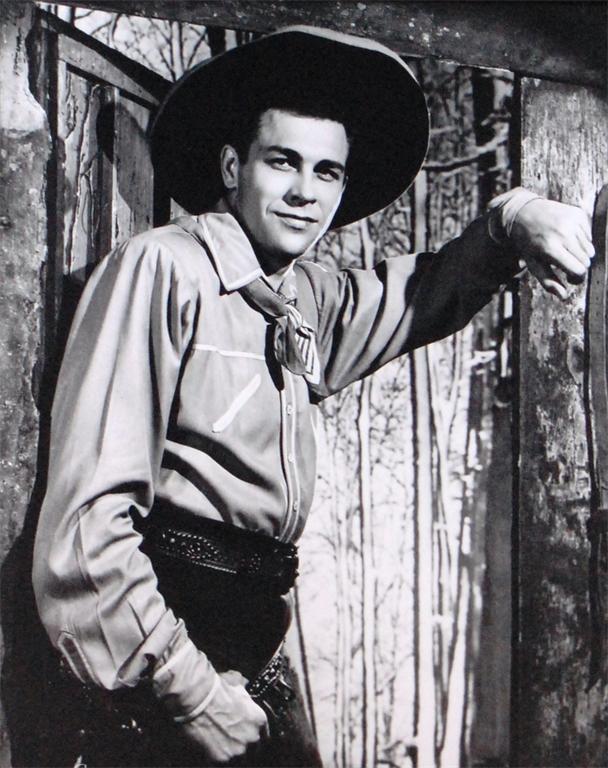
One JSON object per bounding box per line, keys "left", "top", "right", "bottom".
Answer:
{"left": 33, "top": 26, "right": 593, "bottom": 767}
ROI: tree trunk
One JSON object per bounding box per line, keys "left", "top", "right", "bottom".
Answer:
{"left": 329, "top": 428, "right": 351, "bottom": 768}
{"left": 411, "top": 346, "right": 437, "bottom": 768}
{"left": 439, "top": 519, "right": 471, "bottom": 768}
{"left": 357, "top": 376, "right": 376, "bottom": 768}
{"left": 292, "top": 583, "right": 318, "bottom": 742}
{"left": 357, "top": 220, "right": 377, "bottom": 768}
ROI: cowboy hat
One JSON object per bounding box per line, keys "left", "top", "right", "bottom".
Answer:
{"left": 150, "top": 26, "right": 429, "bottom": 228}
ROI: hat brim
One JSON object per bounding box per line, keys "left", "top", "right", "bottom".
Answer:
{"left": 150, "top": 26, "right": 429, "bottom": 229}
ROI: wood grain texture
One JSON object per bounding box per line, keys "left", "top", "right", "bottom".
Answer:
{"left": 0, "top": 3, "right": 50, "bottom": 765}
{"left": 58, "top": 67, "right": 109, "bottom": 279}
{"left": 55, "top": 29, "right": 161, "bottom": 282}
{"left": 113, "top": 95, "right": 155, "bottom": 246}
{"left": 516, "top": 77, "right": 608, "bottom": 767}
{"left": 0, "top": 15, "right": 165, "bottom": 765}
{"left": 56, "top": 0, "right": 606, "bottom": 87}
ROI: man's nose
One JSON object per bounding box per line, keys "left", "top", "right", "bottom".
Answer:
{"left": 286, "top": 170, "right": 316, "bottom": 205}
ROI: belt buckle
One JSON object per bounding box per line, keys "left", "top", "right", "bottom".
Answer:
{"left": 237, "top": 543, "right": 299, "bottom": 595}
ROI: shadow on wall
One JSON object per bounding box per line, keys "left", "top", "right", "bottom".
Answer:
{"left": 1, "top": 91, "right": 162, "bottom": 764}
{"left": 1, "top": 262, "right": 89, "bottom": 766}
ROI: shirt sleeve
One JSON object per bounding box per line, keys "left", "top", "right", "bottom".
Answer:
{"left": 305, "top": 210, "right": 522, "bottom": 398}
{"left": 32, "top": 233, "right": 220, "bottom": 720}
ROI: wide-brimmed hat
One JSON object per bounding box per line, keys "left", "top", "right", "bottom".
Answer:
{"left": 150, "top": 26, "right": 429, "bottom": 228}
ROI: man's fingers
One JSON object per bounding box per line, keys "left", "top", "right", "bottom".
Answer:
{"left": 221, "top": 669, "right": 249, "bottom": 688}
{"left": 527, "top": 256, "right": 569, "bottom": 300}
{"left": 511, "top": 196, "right": 594, "bottom": 296}
{"left": 545, "top": 242, "right": 589, "bottom": 278}
{"left": 253, "top": 700, "right": 269, "bottom": 729}
{"left": 180, "top": 679, "right": 268, "bottom": 761}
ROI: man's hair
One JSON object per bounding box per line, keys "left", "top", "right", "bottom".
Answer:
{"left": 226, "top": 92, "right": 354, "bottom": 163}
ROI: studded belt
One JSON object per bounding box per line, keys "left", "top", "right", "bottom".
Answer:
{"left": 138, "top": 510, "right": 299, "bottom": 597}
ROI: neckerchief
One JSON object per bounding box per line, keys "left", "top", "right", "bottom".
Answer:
{"left": 239, "top": 275, "right": 321, "bottom": 386}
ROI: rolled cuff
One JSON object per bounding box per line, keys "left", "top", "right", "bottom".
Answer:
{"left": 487, "top": 186, "right": 543, "bottom": 245}
{"left": 152, "top": 619, "right": 221, "bottom": 722}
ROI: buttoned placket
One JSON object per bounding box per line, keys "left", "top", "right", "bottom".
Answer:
{"left": 278, "top": 368, "right": 302, "bottom": 543}
{"left": 279, "top": 368, "right": 301, "bottom": 541}
{"left": 267, "top": 273, "right": 304, "bottom": 543}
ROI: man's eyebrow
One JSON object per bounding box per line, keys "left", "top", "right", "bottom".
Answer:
{"left": 316, "top": 158, "right": 346, "bottom": 173}
{"left": 264, "top": 145, "right": 301, "bottom": 159}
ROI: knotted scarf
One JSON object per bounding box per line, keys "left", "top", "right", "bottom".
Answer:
{"left": 239, "top": 277, "right": 321, "bottom": 386}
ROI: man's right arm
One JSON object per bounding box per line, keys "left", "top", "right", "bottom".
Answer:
{"left": 32, "top": 232, "right": 266, "bottom": 757}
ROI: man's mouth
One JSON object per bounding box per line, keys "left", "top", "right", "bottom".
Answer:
{"left": 274, "top": 212, "right": 318, "bottom": 230}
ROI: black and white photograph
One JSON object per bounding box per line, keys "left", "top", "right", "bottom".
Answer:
{"left": 0, "top": 2, "right": 606, "bottom": 767}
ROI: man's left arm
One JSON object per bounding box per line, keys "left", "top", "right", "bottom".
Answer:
{"left": 306, "top": 187, "right": 593, "bottom": 397}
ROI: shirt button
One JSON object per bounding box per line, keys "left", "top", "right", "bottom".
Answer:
{"left": 292, "top": 501, "right": 299, "bottom": 512}
{"left": 288, "top": 453, "right": 295, "bottom": 463}
{"left": 286, "top": 404, "right": 294, "bottom": 416}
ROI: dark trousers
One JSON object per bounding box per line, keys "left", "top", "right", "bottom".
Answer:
{"left": 42, "top": 549, "right": 322, "bottom": 767}
{"left": 43, "top": 651, "right": 321, "bottom": 767}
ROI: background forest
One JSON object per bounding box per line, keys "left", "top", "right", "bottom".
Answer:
{"left": 39, "top": 7, "right": 517, "bottom": 767}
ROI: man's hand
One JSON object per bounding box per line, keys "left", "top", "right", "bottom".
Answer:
{"left": 510, "top": 198, "right": 594, "bottom": 300}
{"left": 180, "top": 671, "right": 268, "bottom": 763}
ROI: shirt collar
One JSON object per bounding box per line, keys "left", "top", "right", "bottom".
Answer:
{"left": 173, "top": 210, "right": 299, "bottom": 302}
{"left": 173, "top": 211, "right": 263, "bottom": 292}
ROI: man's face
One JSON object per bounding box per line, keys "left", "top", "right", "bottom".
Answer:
{"left": 227, "top": 109, "right": 349, "bottom": 266}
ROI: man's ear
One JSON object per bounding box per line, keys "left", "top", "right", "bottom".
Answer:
{"left": 220, "top": 145, "right": 240, "bottom": 192}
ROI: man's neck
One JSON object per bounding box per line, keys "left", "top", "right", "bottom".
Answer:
{"left": 262, "top": 263, "right": 295, "bottom": 293}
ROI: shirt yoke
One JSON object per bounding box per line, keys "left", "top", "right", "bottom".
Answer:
{"left": 112, "top": 223, "right": 220, "bottom": 300}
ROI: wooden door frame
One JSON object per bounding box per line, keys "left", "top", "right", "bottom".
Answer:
{"left": 2, "top": 2, "right": 605, "bottom": 765}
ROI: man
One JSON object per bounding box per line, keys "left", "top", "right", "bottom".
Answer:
{"left": 32, "top": 26, "right": 593, "bottom": 768}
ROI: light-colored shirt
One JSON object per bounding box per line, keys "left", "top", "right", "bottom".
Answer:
{"left": 33, "top": 198, "right": 522, "bottom": 720}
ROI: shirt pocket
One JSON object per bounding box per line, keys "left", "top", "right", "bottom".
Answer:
{"left": 212, "top": 373, "right": 261, "bottom": 433}
{"left": 180, "top": 344, "right": 268, "bottom": 436}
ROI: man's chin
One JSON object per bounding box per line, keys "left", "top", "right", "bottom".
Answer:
{"left": 267, "top": 235, "right": 317, "bottom": 261}
{"left": 268, "top": 249, "right": 305, "bottom": 268}
{"left": 251, "top": 229, "right": 321, "bottom": 272}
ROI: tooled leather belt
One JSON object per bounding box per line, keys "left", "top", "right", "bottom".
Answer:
{"left": 138, "top": 509, "right": 299, "bottom": 597}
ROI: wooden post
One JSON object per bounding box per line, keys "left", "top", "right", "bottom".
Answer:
{"left": 0, "top": 1, "right": 50, "bottom": 764}
{"left": 410, "top": 170, "right": 437, "bottom": 768}
{"left": 515, "top": 77, "right": 608, "bottom": 767}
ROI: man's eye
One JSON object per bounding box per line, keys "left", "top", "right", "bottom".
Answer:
{"left": 268, "top": 157, "right": 292, "bottom": 170}
{"left": 317, "top": 169, "right": 341, "bottom": 182}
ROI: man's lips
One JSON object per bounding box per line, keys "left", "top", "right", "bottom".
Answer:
{"left": 274, "top": 212, "right": 318, "bottom": 229}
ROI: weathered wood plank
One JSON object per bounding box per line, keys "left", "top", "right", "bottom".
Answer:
{"left": 0, "top": 3, "right": 50, "bottom": 765}
{"left": 54, "top": 1, "right": 606, "bottom": 87}
{"left": 113, "top": 94, "right": 155, "bottom": 244}
{"left": 516, "top": 77, "right": 608, "bottom": 767}
{"left": 59, "top": 33, "right": 162, "bottom": 106}
{"left": 58, "top": 65, "right": 109, "bottom": 279}
{"left": 47, "top": 12, "right": 164, "bottom": 282}
{"left": 39, "top": 9, "right": 168, "bottom": 101}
